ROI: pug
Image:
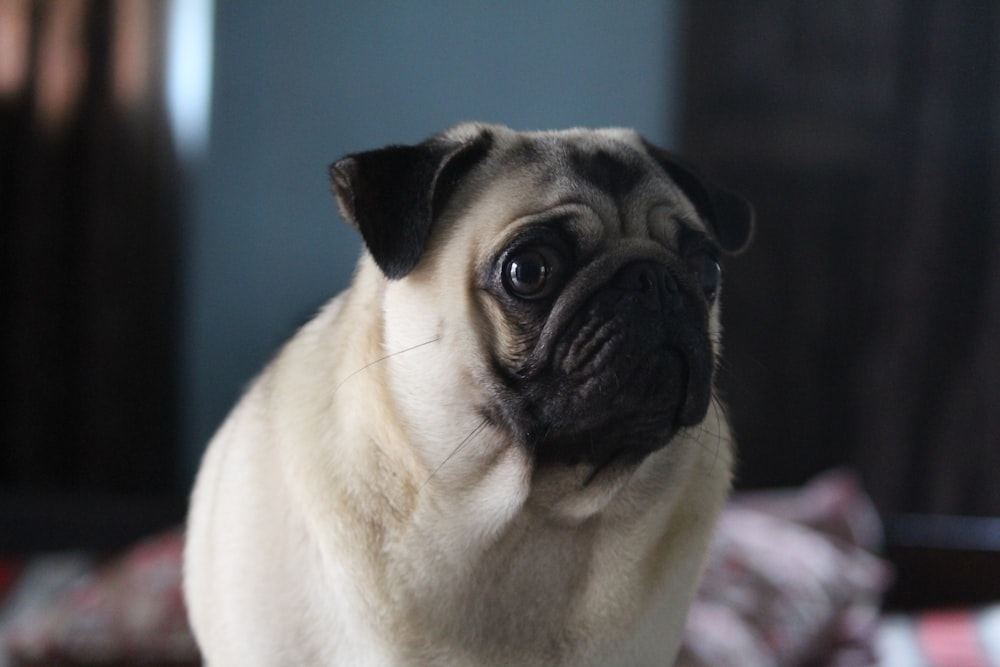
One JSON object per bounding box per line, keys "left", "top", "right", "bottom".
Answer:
{"left": 183, "top": 123, "right": 753, "bottom": 666}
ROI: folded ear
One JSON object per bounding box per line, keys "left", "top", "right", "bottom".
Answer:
{"left": 642, "top": 141, "right": 754, "bottom": 254}
{"left": 330, "top": 129, "right": 493, "bottom": 279}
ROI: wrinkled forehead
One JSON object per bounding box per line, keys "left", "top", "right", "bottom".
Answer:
{"left": 508, "top": 131, "right": 644, "bottom": 196}
{"left": 470, "top": 129, "right": 705, "bottom": 240}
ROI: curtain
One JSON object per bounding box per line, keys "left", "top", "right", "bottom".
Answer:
{"left": 0, "top": 0, "right": 180, "bottom": 496}
{"left": 680, "top": 1, "right": 1000, "bottom": 516}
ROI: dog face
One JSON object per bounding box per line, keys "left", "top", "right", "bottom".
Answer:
{"left": 331, "top": 123, "right": 752, "bottom": 511}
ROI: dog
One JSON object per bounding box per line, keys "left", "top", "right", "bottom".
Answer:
{"left": 183, "top": 123, "right": 753, "bottom": 666}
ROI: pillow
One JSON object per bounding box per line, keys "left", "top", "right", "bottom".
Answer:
{"left": 2, "top": 529, "right": 198, "bottom": 666}
{"left": 679, "top": 470, "right": 892, "bottom": 667}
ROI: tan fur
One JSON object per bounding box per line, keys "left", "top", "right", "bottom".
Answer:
{"left": 184, "top": 125, "right": 736, "bottom": 666}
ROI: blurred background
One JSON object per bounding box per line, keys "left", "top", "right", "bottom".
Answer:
{"left": 2, "top": 0, "right": 998, "bottom": 606}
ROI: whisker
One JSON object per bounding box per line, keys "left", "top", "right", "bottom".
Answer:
{"left": 709, "top": 392, "right": 724, "bottom": 469}
{"left": 421, "top": 417, "right": 490, "bottom": 488}
{"left": 333, "top": 336, "right": 441, "bottom": 395}
{"left": 688, "top": 391, "right": 728, "bottom": 472}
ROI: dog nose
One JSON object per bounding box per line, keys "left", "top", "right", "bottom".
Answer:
{"left": 613, "top": 261, "right": 680, "bottom": 310}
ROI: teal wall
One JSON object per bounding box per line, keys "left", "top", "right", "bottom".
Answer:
{"left": 181, "top": 1, "right": 684, "bottom": 479}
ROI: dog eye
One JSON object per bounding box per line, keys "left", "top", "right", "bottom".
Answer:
{"left": 503, "top": 246, "right": 562, "bottom": 299}
{"left": 687, "top": 251, "right": 722, "bottom": 302}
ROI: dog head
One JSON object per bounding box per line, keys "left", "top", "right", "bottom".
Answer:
{"left": 331, "top": 123, "right": 752, "bottom": 509}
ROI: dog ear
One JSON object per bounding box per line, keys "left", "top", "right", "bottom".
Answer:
{"left": 329, "top": 129, "right": 493, "bottom": 279}
{"left": 642, "top": 141, "right": 754, "bottom": 254}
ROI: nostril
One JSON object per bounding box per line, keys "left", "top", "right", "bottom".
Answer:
{"left": 638, "top": 270, "right": 654, "bottom": 292}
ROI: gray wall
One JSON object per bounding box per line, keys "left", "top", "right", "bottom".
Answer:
{"left": 181, "top": 1, "right": 683, "bottom": 479}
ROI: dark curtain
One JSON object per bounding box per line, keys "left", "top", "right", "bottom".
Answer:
{"left": 680, "top": 2, "right": 1000, "bottom": 516}
{"left": 0, "top": 1, "right": 180, "bottom": 497}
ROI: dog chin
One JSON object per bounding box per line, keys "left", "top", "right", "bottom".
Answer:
{"left": 528, "top": 457, "right": 641, "bottom": 523}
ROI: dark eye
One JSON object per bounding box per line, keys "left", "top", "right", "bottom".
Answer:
{"left": 687, "top": 251, "right": 722, "bottom": 302}
{"left": 503, "top": 246, "right": 563, "bottom": 299}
